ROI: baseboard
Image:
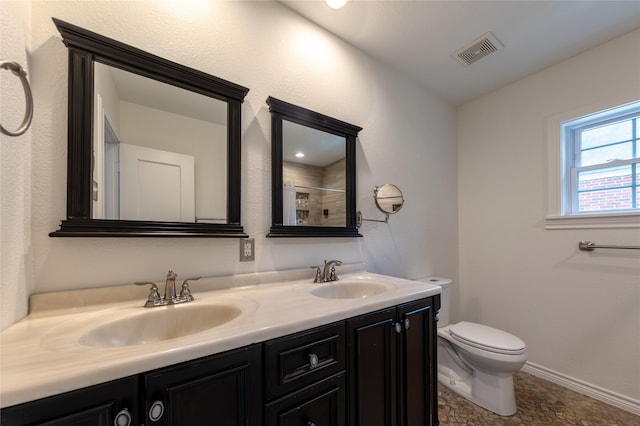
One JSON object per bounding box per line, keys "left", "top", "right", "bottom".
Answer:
{"left": 522, "top": 362, "right": 640, "bottom": 416}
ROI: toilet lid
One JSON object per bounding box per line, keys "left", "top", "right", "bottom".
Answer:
{"left": 449, "top": 322, "right": 526, "bottom": 355}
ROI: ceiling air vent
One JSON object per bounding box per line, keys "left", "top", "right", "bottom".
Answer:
{"left": 453, "top": 32, "right": 503, "bottom": 66}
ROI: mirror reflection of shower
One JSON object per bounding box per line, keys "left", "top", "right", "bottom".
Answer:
{"left": 282, "top": 120, "right": 347, "bottom": 227}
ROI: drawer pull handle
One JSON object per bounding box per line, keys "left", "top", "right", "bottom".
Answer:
{"left": 113, "top": 408, "right": 131, "bottom": 426}
{"left": 308, "top": 353, "right": 319, "bottom": 368}
{"left": 149, "top": 400, "right": 165, "bottom": 422}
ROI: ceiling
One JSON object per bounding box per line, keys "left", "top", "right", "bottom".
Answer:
{"left": 101, "top": 63, "right": 227, "bottom": 125}
{"left": 283, "top": 120, "right": 346, "bottom": 167}
{"left": 282, "top": 1, "right": 640, "bottom": 106}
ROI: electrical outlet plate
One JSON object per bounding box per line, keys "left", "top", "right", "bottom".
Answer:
{"left": 240, "top": 238, "right": 255, "bottom": 262}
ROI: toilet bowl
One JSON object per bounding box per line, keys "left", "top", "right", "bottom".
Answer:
{"left": 419, "top": 277, "right": 527, "bottom": 416}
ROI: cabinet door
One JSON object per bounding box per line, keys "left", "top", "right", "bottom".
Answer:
{"left": 398, "top": 298, "right": 437, "bottom": 426}
{"left": 347, "top": 306, "right": 398, "bottom": 426}
{"left": 143, "top": 344, "right": 262, "bottom": 426}
{"left": 0, "top": 376, "right": 138, "bottom": 426}
{"left": 265, "top": 372, "right": 346, "bottom": 426}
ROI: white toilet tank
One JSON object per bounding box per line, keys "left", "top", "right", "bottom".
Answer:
{"left": 417, "top": 277, "right": 451, "bottom": 327}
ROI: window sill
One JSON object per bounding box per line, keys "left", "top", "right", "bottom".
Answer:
{"left": 545, "top": 212, "right": 640, "bottom": 229}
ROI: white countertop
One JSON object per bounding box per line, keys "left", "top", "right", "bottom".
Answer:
{"left": 0, "top": 267, "right": 440, "bottom": 408}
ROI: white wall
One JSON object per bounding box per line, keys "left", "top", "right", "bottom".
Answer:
{"left": 0, "top": 1, "right": 457, "bottom": 328}
{"left": 458, "top": 29, "right": 640, "bottom": 403}
{"left": 1, "top": 0, "right": 32, "bottom": 331}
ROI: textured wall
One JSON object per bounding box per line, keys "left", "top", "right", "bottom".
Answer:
{"left": 1, "top": 0, "right": 32, "bottom": 330}
{"left": 0, "top": 1, "right": 457, "bottom": 328}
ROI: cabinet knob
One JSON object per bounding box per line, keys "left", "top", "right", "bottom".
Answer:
{"left": 113, "top": 408, "right": 131, "bottom": 426}
{"left": 307, "top": 422, "right": 317, "bottom": 426}
{"left": 308, "top": 353, "right": 319, "bottom": 368}
{"left": 149, "top": 400, "right": 165, "bottom": 422}
{"left": 394, "top": 322, "right": 402, "bottom": 334}
{"left": 404, "top": 318, "right": 410, "bottom": 330}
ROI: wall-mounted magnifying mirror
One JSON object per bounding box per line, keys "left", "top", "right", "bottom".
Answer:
{"left": 356, "top": 184, "right": 404, "bottom": 227}
{"left": 49, "top": 18, "right": 249, "bottom": 237}
{"left": 266, "top": 96, "right": 362, "bottom": 238}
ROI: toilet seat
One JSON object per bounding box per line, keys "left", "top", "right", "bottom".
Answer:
{"left": 449, "top": 322, "right": 526, "bottom": 355}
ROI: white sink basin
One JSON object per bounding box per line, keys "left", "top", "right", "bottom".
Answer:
{"left": 310, "top": 281, "right": 392, "bottom": 299}
{"left": 78, "top": 304, "right": 241, "bottom": 348}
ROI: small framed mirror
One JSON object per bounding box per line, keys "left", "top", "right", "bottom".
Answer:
{"left": 266, "top": 97, "right": 362, "bottom": 237}
{"left": 49, "top": 18, "right": 249, "bottom": 237}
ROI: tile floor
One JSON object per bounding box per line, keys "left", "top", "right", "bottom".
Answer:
{"left": 437, "top": 371, "right": 640, "bottom": 425}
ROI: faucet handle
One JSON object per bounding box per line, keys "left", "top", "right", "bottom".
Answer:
{"left": 135, "top": 281, "right": 159, "bottom": 292}
{"left": 179, "top": 277, "right": 201, "bottom": 302}
{"left": 329, "top": 265, "right": 339, "bottom": 282}
{"left": 182, "top": 276, "right": 201, "bottom": 285}
{"left": 310, "top": 266, "right": 322, "bottom": 283}
{"left": 135, "top": 282, "right": 161, "bottom": 307}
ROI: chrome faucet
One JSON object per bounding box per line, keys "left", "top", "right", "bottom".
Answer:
{"left": 310, "top": 259, "right": 342, "bottom": 283}
{"left": 135, "top": 270, "right": 201, "bottom": 307}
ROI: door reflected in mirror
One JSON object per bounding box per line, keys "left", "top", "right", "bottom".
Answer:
{"left": 282, "top": 120, "right": 346, "bottom": 227}
{"left": 93, "top": 63, "right": 227, "bottom": 224}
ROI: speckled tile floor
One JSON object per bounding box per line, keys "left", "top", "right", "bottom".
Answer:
{"left": 438, "top": 371, "right": 640, "bottom": 425}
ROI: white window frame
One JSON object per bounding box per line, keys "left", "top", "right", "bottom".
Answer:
{"left": 546, "top": 94, "right": 640, "bottom": 229}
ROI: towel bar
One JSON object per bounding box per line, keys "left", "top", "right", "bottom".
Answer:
{"left": 578, "top": 241, "right": 640, "bottom": 251}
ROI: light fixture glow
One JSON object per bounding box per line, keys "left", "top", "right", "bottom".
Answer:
{"left": 295, "top": 152, "right": 305, "bottom": 158}
{"left": 326, "top": 0, "right": 348, "bottom": 9}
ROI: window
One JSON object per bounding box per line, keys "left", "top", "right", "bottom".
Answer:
{"left": 545, "top": 97, "right": 640, "bottom": 229}
{"left": 563, "top": 103, "right": 640, "bottom": 215}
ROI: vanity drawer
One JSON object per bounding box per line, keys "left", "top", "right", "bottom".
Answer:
{"left": 265, "top": 321, "right": 346, "bottom": 400}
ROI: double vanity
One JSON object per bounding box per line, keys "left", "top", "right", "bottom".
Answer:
{"left": 0, "top": 266, "right": 441, "bottom": 425}
{"left": 1, "top": 17, "right": 443, "bottom": 426}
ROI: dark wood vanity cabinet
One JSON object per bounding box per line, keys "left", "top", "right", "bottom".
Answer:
{"left": 348, "top": 297, "right": 440, "bottom": 426}
{"left": 143, "top": 344, "right": 262, "bottom": 426}
{"left": 0, "top": 375, "right": 139, "bottom": 426}
{"left": 264, "top": 322, "right": 347, "bottom": 426}
{"left": 0, "top": 346, "right": 262, "bottom": 426}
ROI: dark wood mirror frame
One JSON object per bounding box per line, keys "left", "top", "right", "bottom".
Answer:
{"left": 266, "top": 96, "right": 362, "bottom": 238}
{"left": 49, "top": 18, "right": 249, "bottom": 237}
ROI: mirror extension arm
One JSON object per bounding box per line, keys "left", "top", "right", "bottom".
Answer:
{"left": 356, "top": 184, "right": 404, "bottom": 228}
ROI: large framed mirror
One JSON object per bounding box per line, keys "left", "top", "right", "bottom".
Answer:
{"left": 266, "top": 97, "right": 362, "bottom": 237}
{"left": 49, "top": 18, "right": 249, "bottom": 237}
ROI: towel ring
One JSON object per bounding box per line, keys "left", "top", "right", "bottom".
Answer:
{"left": 1, "top": 60, "right": 34, "bottom": 137}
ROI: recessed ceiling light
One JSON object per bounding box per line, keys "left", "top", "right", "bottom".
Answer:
{"left": 295, "top": 152, "right": 305, "bottom": 158}
{"left": 326, "top": 0, "right": 348, "bottom": 9}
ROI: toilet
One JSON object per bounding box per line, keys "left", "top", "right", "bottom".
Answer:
{"left": 419, "top": 277, "right": 528, "bottom": 416}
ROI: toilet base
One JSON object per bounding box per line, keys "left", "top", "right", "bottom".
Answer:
{"left": 438, "top": 364, "right": 517, "bottom": 416}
